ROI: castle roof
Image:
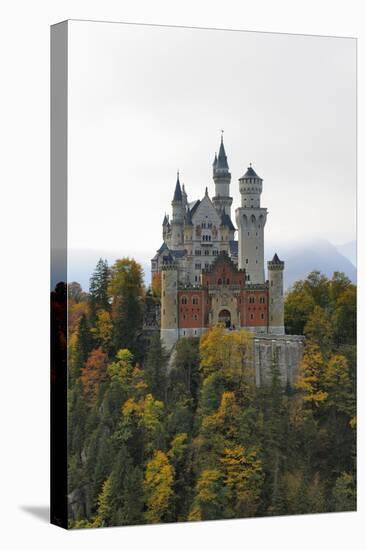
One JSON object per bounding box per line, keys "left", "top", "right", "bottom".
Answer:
{"left": 173, "top": 173, "right": 182, "bottom": 201}
{"left": 157, "top": 241, "right": 169, "bottom": 254}
{"left": 271, "top": 253, "right": 282, "bottom": 264}
{"left": 220, "top": 212, "right": 236, "bottom": 231}
{"left": 156, "top": 242, "right": 187, "bottom": 260}
{"left": 216, "top": 135, "right": 229, "bottom": 171}
{"left": 204, "top": 250, "right": 243, "bottom": 274}
{"left": 188, "top": 199, "right": 200, "bottom": 217}
{"left": 241, "top": 164, "right": 261, "bottom": 179}
{"left": 170, "top": 249, "right": 187, "bottom": 258}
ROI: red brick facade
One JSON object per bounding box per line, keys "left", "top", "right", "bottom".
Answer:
{"left": 175, "top": 253, "right": 269, "bottom": 330}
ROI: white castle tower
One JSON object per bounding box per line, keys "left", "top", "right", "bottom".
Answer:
{"left": 161, "top": 262, "right": 179, "bottom": 349}
{"left": 268, "top": 253, "right": 285, "bottom": 335}
{"left": 212, "top": 134, "right": 233, "bottom": 218}
{"left": 170, "top": 173, "right": 184, "bottom": 249}
{"left": 235, "top": 165, "right": 267, "bottom": 284}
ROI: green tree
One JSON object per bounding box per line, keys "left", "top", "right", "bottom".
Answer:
{"left": 285, "top": 280, "right": 315, "bottom": 334}
{"left": 93, "top": 476, "right": 112, "bottom": 527}
{"left": 144, "top": 333, "right": 168, "bottom": 402}
{"left": 89, "top": 258, "right": 110, "bottom": 320}
{"left": 109, "top": 258, "right": 144, "bottom": 357}
{"left": 324, "top": 354, "right": 354, "bottom": 417}
{"left": 188, "top": 469, "right": 226, "bottom": 521}
{"left": 332, "top": 285, "right": 357, "bottom": 345}
{"left": 332, "top": 472, "right": 356, "bottom": 511}
{"left": 304, "top": 305, "right": 333, "bottom": 355}
{"left": 220, "top": 446, "right": 264, "bottom": 517}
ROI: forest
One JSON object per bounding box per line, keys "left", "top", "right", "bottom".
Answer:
{"left": 65, "top": 258, "right": 356, "bottom": 528}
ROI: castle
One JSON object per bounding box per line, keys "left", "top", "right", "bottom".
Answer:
{"left": 151, "top": 135, "right": 303, "bottom": 386}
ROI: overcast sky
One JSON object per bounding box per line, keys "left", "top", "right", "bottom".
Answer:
{"left": 68, "top": 20, "right": 356, "bottom": 263}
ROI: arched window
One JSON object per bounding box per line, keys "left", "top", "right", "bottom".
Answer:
{"left": 218, "top": 278, "right": 222, "bottom": 285}
{"left": 192, "top": 296, "right": 199, "bottom": 305}
{"left": 181, "top": 296, "right": 188, "bottom": 305}
{"left": 226, "top": 278, "right": 230, "bottom": 285}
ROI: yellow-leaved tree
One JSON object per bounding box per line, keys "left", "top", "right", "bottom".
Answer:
{"left": 296, "top": 342, "right": 328, "bottom": 406}
{"left": 220, "top": 446, "right": 264, "bottom": 517}
{"left": 144, "top": 450, "right": 174, "bottom": 523}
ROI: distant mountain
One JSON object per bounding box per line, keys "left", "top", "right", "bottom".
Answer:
{"left": 335, "top": 240, "right": 356, "bottom": 267}
{"left": 265, "top": 239, "right": 357, "bottom": 290}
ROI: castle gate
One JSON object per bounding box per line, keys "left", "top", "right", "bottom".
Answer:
{"left": 218, "top": 309, "right": 231, "bottom": 328}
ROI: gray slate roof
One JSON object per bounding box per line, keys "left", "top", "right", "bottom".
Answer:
{"left": 241, "top": 165, "right": 261, "bottom": 179}
{"left": 221, "top": 212, "right": 236, "bottom": 231}
{"left": 216, "top": 137, "right": 229, "bottom": 170}
{"left": 271, "top": 253, "right": 283, "bottom": 264}
{"left": 173, "top": 176, "right": 182, "bottom": 201}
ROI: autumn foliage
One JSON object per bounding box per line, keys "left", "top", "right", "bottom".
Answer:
{"left": 67, "top": 263, "right": 356, "bottom": 528}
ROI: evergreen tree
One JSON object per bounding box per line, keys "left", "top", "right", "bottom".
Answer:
{"left": 144, "top": 333, "right": 168, "bottom": 402}
{"left": 109, "top": 258, "right": 144, "bottom": 357}
{"left": 89, "top": 258, "right": 110, "bottom": 320}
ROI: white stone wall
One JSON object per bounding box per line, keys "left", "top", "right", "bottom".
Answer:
{"left": 235, "top": 208, "right": 267, "bottom": 283}
{"left": 253, "top": 335, "right": 304, "bottom": 387}
{"left": 161, "top": 268, "right": 178, "bottom": 330}
{"left": 161, "top": 328, "right": 179, "bottom": 350}
{"left": 268, "top": 267, "right": 285, "bottom": 334}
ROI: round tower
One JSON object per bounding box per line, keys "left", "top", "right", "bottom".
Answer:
{"left": 235, "top": 164, "right": 267, "bottom": 284}
{"left": 212, "top": 134, "right": 233, "bottom": 217}
{"left": 161, "top": 262, "right": 179, "bottom": 349}
{"left": 268, "top": 253, "right": 285, "bottom": 335}
{"left": 171, "top": 172, "right": 184, "bottom": 249}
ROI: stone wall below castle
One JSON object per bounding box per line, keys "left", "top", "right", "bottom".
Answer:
{"left": 253, "top": 334, "right": 304, "bottom": 387}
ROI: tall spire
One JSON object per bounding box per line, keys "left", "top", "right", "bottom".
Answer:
{"left": 216, "top": 132, "right": 229, "bottom": 172}
{"left": 212, "top": 131, "right": 232, "bottom": 218}
{"left": 173, "top": 171, "right": 182, "bottom": 202}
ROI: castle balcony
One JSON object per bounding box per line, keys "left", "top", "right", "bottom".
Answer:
{"left": 178, "top": 283, "right": 203, "bottom": 290}
{"left": 245, "top": 282, "right": 269, "bottom": 290}
{"left": 208, "top": 284, "right": 242, "bottom": 294}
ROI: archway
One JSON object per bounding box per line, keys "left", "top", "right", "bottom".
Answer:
{"left": 218, "top": 309, "right": 231, "bottom": 328}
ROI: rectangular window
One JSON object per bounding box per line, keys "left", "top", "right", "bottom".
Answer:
{"left": 195, "top": 263, "right": 201, "bottom": 270}
{"left": 195, "top": 249, "right": 201, "bottom": 256}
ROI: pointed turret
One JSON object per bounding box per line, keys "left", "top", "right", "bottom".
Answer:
{"left": 216, "top": 134, "right": 229, "bottom": 172}
{"left": 212, "top": 152, "right": 218, "bottom": 176}
{"left": 268, "top": 253, "right": 285, "bottom": 335}
{"left": 212, "top": 132, "right": 233, "bottom": 218}
{"left": 271, "top": 253, "right": 283, "bottom": 265}
{"left": 241, "top": 163, "right": 261, "bottom": 181}
{"left": 182, "top": 183, "right": 188, "bottom": 209}
{"left": 173, "top": 172, "right": 182, "bottom": 202}
{"left": 171, "top": 171, "right": 184, "bottom": 248}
